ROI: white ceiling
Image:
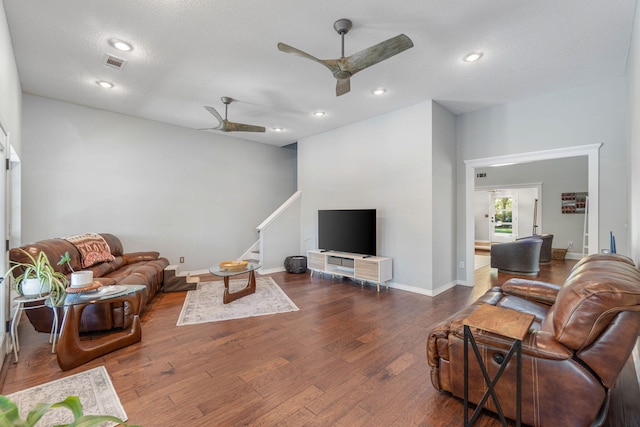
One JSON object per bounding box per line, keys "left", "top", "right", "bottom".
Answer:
{"left": 3, "top": 0, "right": 637, "bottom": 147}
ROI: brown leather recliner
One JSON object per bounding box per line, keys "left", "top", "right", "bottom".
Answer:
{"left": 426, "top": 253, "right": 640, "bottom": 427}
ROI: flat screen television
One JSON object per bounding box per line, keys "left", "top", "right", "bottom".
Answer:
{"left": 318, "top": 209, "right": 376, "bottom": 256}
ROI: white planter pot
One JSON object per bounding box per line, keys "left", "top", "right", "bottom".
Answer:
{"left": 70, "top": 271, "right": 93, "bottom": 288}
{"left": 21, "top": 278, "right": 50, "bottom": 296}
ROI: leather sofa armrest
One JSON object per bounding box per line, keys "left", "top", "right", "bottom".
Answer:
{"left": 464, "top": 329, "right": 573, "bottom": 360}
{"left": 426, "top": 323, "right": 450, "bottom": 367}
{"left": 123, "top": 251, "right": 160, "bottom": 264}
{"left": 502, "top": 278, "right": 562, "bottom": 305}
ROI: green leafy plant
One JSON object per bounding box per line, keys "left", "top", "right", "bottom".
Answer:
{"left": 4, "top": 249, "right": 68, "bottom": 297}
{"left": 57, "top": 251, "right": 75, "bottom": 273}
{"left": 0, "top": 394, "right": 140, "bottom": 427}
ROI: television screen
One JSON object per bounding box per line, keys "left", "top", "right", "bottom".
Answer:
{"left": 318, "top": 209, "right": 376, "bottom": 256}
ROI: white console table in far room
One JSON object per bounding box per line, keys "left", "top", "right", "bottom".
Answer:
{"left": 307, "top": 250, "right": 393, "bottom": 292}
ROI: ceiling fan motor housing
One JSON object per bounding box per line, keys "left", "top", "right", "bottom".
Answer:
{"left": 333, "top": 19, "right": 352, "bottom": 35}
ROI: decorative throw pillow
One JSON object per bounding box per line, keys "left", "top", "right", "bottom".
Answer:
{"left": 64, "top": 233, "right": 116, "bottom": 268}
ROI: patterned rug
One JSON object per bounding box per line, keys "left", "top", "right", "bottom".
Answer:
{"left": 6, "top": 366, "right": 127, "bottom": 426}
{"left": 177, "top": 276, "right": 299, "bottom": 326}
{"left": 475, "top": 254, "right": 491, "bottom": 270}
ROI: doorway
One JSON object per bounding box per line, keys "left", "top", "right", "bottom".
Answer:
{"left": 490, "top": 192, "right": 516, "bottom": 243}
{"left": 0, "top": 122, "right": 8, "bottom": 368}
{"left": 464, "top": 144, "right": 601, "bottom": 287}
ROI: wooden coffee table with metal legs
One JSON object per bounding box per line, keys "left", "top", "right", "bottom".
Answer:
{"left": 209, "top": 262, "right": 261, "bottom": 304}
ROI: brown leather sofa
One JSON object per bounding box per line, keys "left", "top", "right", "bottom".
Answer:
{"left": 10, "top": 233, "right": 169, "bottom": 333}
{"left": 490, "top": 237, "right": 543, "bottom": 274}
{"left": 426, "top": 253, "right": 640, "bottom": 427}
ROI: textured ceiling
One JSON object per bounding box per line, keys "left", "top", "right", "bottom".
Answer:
{"left": 3, "top": 0, "right": 637, "bottom": 146}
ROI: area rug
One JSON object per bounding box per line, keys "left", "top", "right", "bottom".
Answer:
{"left": 6, "top": 366, "right": 127, "bottom": 426}
{"left": 475, "top": 254, "right": 491, "bottom": 270}
{"left": 177, "top": 276, "right": 299, "bottom": 326}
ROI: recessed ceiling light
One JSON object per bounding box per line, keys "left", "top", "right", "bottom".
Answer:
{"left": 313, "top": 111, "right": 326, "bottom": 117}
{"left": 96, "top": 80, "right": 114, "bottom": 88}
{"left": 463, "top": 52, "right": 483, "bottom": 62}
{"left": 109, "top": 38, "right": 133, "bottom": 52}
{"left": 371, "top": 88, "right": 386, "bottom": 95}
{"left": 272, "top": 127, "right": 284, "bottom": 132}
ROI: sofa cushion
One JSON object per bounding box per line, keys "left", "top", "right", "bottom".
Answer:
{"left": 64, "top": 233, "right": 115, "bottom": 268}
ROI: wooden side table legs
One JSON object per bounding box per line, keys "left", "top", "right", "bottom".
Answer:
{"left": 56, "top": 292, "right": 142, "bottom": 371}
{"left": 222, "top": 269, "right": 256, "bottom": 304}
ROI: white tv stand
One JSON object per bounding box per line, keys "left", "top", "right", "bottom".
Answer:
{"left": 307, "top": 250, "right": 393, "bottom": 292}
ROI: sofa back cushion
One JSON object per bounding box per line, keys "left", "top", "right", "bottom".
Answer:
{"left": 9, "top": 238, "right": 81, "bottom": 275}
{"left": 551, "top": 255, "right": 640, "bottom": 350}
{"left": 100, "top": 233, "right": 123, "bottom": 256}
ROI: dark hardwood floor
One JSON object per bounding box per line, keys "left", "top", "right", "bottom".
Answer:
{"left": 2, "top": 258, "right": 639, "bottom": 426}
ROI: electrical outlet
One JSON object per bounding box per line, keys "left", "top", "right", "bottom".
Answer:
{"left": 180, "top": 257, "right": 185, "bottom": 263}
{"left": 459, "top": 261, "right": 465, "bottom": 268}
{"left": 568, "top": 241, "right": 573, "bottom": 249}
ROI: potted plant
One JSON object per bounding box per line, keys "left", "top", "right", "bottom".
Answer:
{"left": 5, "top": 249, "right": 68, "bottom": 298}
{"left": 58, "top": 251, "right": 93, "bottom": 288}
{"left": 0, "top": 394, "right": 139, "bottom": 426}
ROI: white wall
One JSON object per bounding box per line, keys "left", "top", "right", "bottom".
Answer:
{"left": 298, "top": 101, "right": 435, "bottom": 292}
{"left": 20, "top": 95, "right": 297, "bottom": 271}
{"left": 629, "top": 2, "right": 640, "bottom": 265}
{"left": 431, "top": 102, "right": 457, "bottom": 291}
{"left": 0, "top": 0, "right": 21, "bottom": 155}
{"left": 457, "top": 77, "right": 628, "bottom": 281}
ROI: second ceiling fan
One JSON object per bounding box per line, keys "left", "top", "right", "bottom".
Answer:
{"left": 278, "top": 19, "right": 414, "bottom": 96}
{"left": 202, "top": 97, "right": 266, "bottom": 133}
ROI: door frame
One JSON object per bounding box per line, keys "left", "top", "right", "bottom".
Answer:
{"left": 464, "top": 143, "right": 601, "bottom": 287}
{"left": 476, "top": 183, "right": 542, "bottom": 243}
{"left": 489, "top": 191, "right": 517, "bottom": 243}
{"left": 0, "top": 117, "right": 8, "bottom": 368}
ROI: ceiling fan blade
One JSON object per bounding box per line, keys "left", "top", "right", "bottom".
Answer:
{"left": 336, "top": 78, "right": 351, "bottom": 96}
{"left": 224, "top": 121, "right": 266, "bottom": 133}
{"left": 277, "top": 42, "right": 340, "bottom": 74}
{"left": 342, "top": 34, "right": 414, "bottom": 75}
{"left": 204, "top": 106, "right": 224, "bottom": 125}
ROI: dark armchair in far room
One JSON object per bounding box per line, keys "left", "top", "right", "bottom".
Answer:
{"left": 518, "top": 233, "right": 554, "bottom": 263}
{"left": 490, "top": 237, "right": 543, "bottom": 275}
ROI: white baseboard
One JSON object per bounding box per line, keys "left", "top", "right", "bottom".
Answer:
{"left": 259, "top": 267, "right": 286, "bottom": 275}
{"left": 565, "top": 251, "right": 583, "bottom": 260}
{"left": 388, "top": 280, "right": 459, "bottom": 297}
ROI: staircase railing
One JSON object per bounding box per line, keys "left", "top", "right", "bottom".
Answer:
{"left": 243, "top": 191, "right": 302, "bottom": 274}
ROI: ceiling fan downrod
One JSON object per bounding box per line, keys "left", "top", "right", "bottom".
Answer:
{"left": 221, "top": 96, "right": 232, "bottom": 120}
{"left": 334, "top": 19, "right": 352, "bottom": 58}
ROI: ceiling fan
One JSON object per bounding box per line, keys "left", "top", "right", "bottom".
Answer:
{"left": 201, "top": 97, "right": 266, "bottom": 133}
{"left": 277, "top": 19, "right": 414, "bottom": 96}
